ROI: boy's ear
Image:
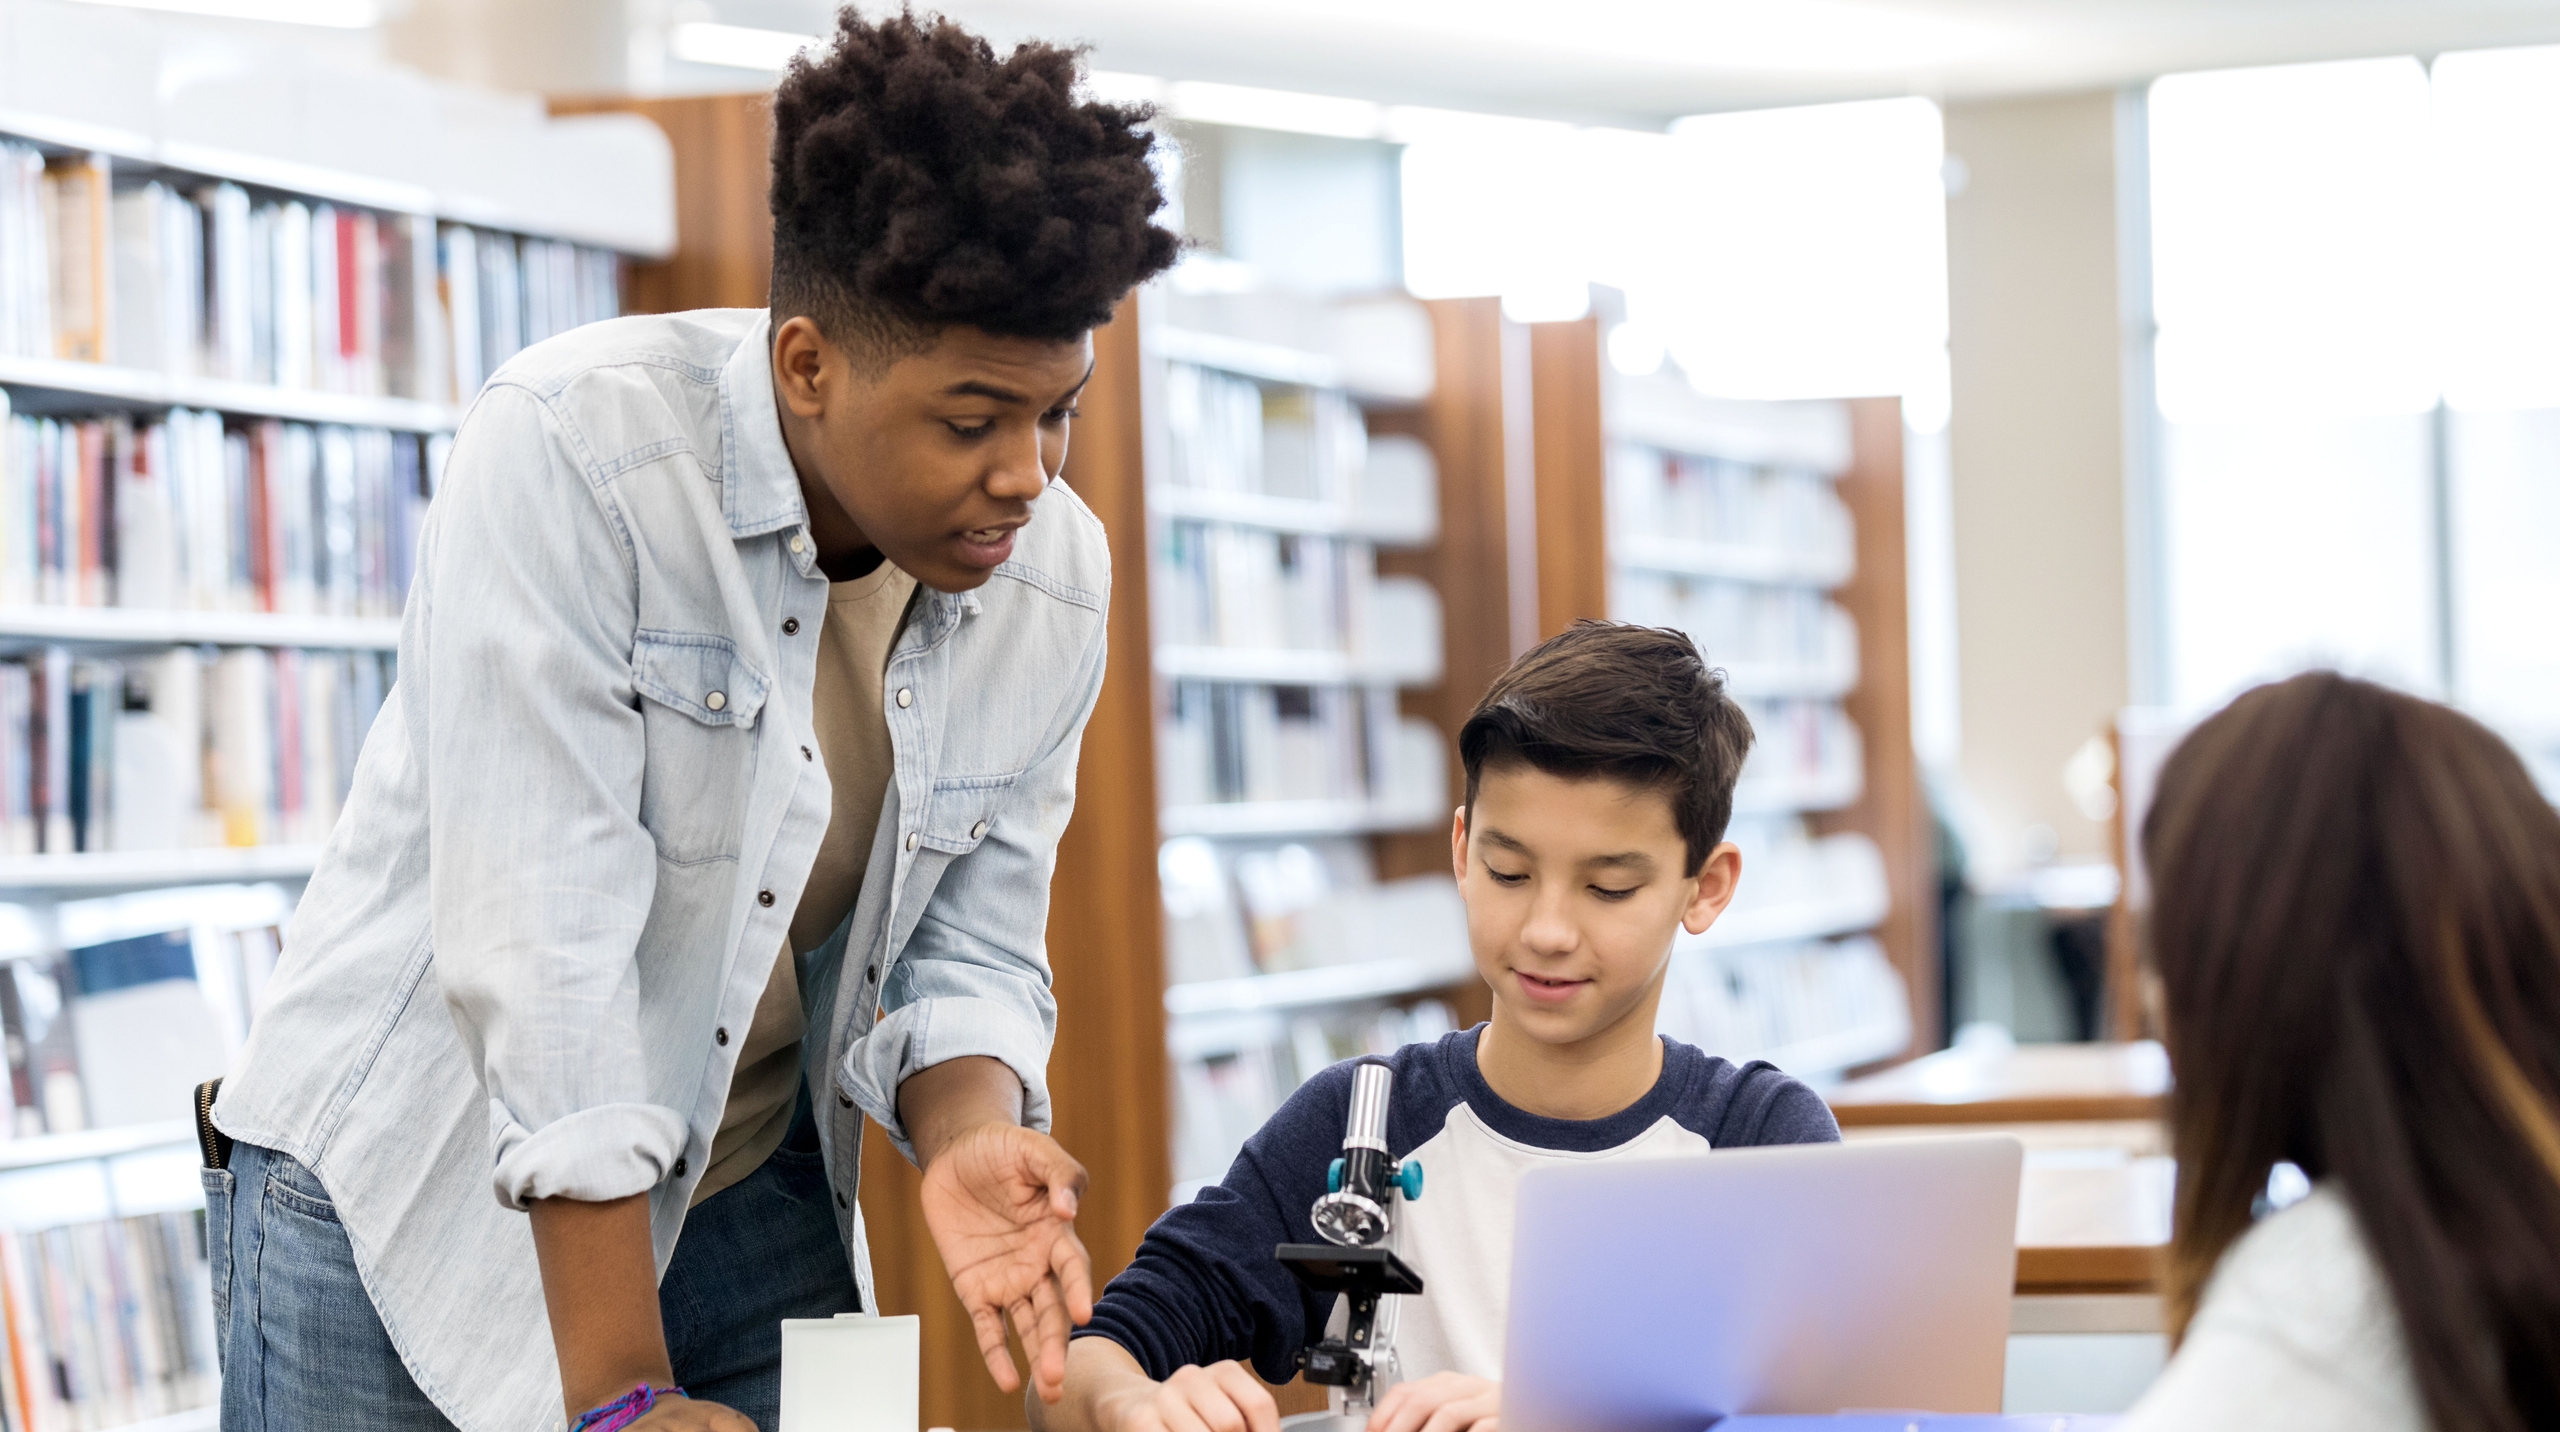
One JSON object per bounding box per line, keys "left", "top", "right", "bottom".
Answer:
{"left": 1682, "top": 842, "right": 1744, "bottom": 937}
{"left": 1449, "top": 805, "right": 1469, "bottom": 885}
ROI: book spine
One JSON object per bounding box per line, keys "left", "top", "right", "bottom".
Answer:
{"left": 40, "top": 156, "right": 110, "bottom": 366}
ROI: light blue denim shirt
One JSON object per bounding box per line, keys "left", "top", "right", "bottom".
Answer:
{"left": 211, "top": 308, "right": 1109, "bottom": 1432}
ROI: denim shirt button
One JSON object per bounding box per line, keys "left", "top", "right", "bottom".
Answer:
{"left": 895, "top": 688, "right": 912, "bottom": 709}
{"left": 705, "top": 690, "right": 726, "bottom": 712}
{"left": 970, "top": 820, "right": 988, "bottom": 839}
{"left": 903, "top": 831, "right": 918, "bottom": 852}
{"left": 788, "top": 533, "right": 807, "bottom": 555}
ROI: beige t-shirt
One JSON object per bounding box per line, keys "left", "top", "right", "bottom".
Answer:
{"left": 693, "top": 559, "right": 918, "bottom": 1205}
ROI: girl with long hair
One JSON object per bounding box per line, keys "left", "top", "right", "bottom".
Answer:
{"left": 2124, "top": 671, "right": 2560, "bottom": 1430}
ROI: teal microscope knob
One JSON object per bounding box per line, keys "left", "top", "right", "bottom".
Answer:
{"left": 1327, "top": 1157, "right": 1344, "bottom": 1193}
{"left": 1395, "top": 1161, "right": 1423, "bottom": 1201}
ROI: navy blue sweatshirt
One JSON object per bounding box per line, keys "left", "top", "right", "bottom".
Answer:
{"left": 1082, "top": 1026, "right": 1841, "bottom": 1384}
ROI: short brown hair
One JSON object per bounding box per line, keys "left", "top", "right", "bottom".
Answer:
{"left": 1458, "top": 621, "right": 1753, "bottom": 875}
{"left": 2144, "top": 671, "right": 2560, "bottom": 1430}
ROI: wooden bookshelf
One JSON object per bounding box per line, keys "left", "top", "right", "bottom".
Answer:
{"left": 1526, "top": 314, "right": 1934, "bottom": 1075}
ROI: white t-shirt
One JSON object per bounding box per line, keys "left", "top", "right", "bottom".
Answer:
{"left": 2123, "top": 1185, "right": 2426, "bottom": 1432}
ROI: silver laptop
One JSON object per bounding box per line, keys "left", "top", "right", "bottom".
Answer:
{"left": 1501, "top": 1135, "right": 2024, "bottom": 1432}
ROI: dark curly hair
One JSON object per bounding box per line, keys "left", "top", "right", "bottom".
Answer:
{"left": 768, "top": 6, "right": 1180, "bottom": 365}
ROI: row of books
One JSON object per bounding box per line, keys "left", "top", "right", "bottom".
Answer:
{"left": 1734, "top": 699, "right": 1865, "bottom": 811}
{"left": 1155, "top": 680, "right": 1445, "bottom": 813}
{"left": 3, "top": 888, "right": 291, "bottom": 1139}
{"left": 0, "top": 1212, "right": 218, "bottom": 1432}
{"left": 0, "top": 645, "right": 393, "bottom": 855}
{"left": 1171, "top": 997, "right": 1461, "bottom": 1192}
{"left": 1150, "top": 523, "right": 1442, "bottom": 666}
{"left": 1654, "top": 935, "right": 1911, "bottom": 1080}
{"left": 1161, "top": 362, "right": 1371, "bottom": 505}
{"left": 0, "top": 140, "right": 621, "bottom": 404}
{"left": 0, "top": 398, "right": 440, "bottom": 617}
{"left": 1159, "top": 834, "right": 1470, "bottom": 986}
{"left": 1153, "top": 524, "right": 1368, "bottom": 653}
{"left": 1609, "top": 576, "right": 1860, "bottom": 676}
{"left": 1607, "top": 442, "right": 1853, "bottom": 565}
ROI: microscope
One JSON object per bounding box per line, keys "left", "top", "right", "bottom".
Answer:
{"left": 1276, "top": 1057, "right": 1426, "bottom": 1427}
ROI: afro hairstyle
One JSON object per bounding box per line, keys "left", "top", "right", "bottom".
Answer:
{"left": 768, "top": 6, "right": 1181, "bottom": 366}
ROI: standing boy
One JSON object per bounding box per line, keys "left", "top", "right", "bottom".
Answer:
{"left": 200, "top": 12, "right": 1177, "bottom": 1431}
{"left": 1038, "top": 622, "right": 1845, "bottom": 1432}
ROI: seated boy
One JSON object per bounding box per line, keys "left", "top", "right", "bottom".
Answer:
{"left": 1038, "top": 621, "right": 1844, "bottom": 1432}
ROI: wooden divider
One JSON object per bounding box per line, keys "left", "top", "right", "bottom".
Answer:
{"left": 1814, "top": 398, "right": 1937, "bottom": 1057}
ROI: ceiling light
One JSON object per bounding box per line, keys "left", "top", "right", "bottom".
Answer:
{"left": 1163, "top": 81, "right": 1385, "bottom": 140}
{"left": 667, "top": 20, "right": 820, "bottom": 70}
{"left": 63, "top": 0, "right": 375, "bottom": 26}
{"left": 1084, "top": 69, "right": 1168, "bottom": 108}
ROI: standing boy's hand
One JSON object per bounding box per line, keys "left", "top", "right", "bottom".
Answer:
{"left": 922, "top": 1122, "right": 1095, "bottom": 1399}
{"left": 904, "top": 1054, "right": 1097, "bottom": 1404}
{"left": 1365, "top": 1373, "right": 1501, "bottom": 1432}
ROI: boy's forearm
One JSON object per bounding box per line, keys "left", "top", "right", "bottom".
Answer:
{"left": 528, "top": 1192, "right": 674, "bottom": 1419}
{"left": 1032, "top": 1335, "right": 1151, "bottom": 1432}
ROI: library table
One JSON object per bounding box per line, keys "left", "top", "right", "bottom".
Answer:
{"left": 1830, "top": 1044, "right": 2175, "bottom": 1320}
{"left": 1826, "top": 1040, "right": 2170, "bottom": 1128}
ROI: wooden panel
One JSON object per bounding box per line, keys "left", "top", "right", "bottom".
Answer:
{"left": 1376, "top": 297, "right": 1510, "bottom": 894}
{"left": 1527, "top": 317, "right": 1608, "bottom": 637}
{"left": 853, "top": 301, "right": 1166, "bottom": 1432}
{"left": 1810, "top": 398, "right": 1936, "bottom": 1059}
{"left": 2015, "top": 1244, "right": 2163, "bottom": 1295}
{"left": 549, "top": 93, "right": 776, "bottom": 313}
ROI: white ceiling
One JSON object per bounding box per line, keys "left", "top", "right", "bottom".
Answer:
{"left": 708, "top": 0, "right": 2560, "bottom": 127}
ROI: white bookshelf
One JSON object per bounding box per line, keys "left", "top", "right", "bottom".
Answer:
{"left": 1602, "top": 369, "right": 1903, "bottom": 1084}
{"left": 1158, "top": 797, "right": 1449, "bottom": 841}
{"left": 1612, "top": 532, "right": 1855, "bottom": 588}
{"left": 1146, "top": 484, "right": 1436, "bottom": 547}
{"left": 0, "top": 102, "right": 673, "bottom": 260}
{"left": 0, "top": 1119, "right": 193, "bottom": 1173}
{"left": 1165, "top": 952, "right": 1476, "bottom": 1018}
{"left": 0, "top": 607, "right": 400, "bottom": 653}
{"left": 0, "top": 846, "right": 322, "bottom": 895}
{"left": 0, "top": 354, "right": 462, "bottom": 434}
{"left": 1152, "top": 643, "right": 1441, "bottom": 688}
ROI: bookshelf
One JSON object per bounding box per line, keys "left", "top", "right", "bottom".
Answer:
{"left": 0, "top": 39, "right": 674, "bottom": 1422}
{"left": 1133, "top": 282, "right": 1501, "bottom": 1196}
{"left": 1526, "top": 311, "right": 1931, "bottom": 1084}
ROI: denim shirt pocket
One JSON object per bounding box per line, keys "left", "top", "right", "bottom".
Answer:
{"left": 917, "top": 772, "right": 1020, "bottom": 856}
{"left": 631, "top": 630, "right": 772, "bottom": 865}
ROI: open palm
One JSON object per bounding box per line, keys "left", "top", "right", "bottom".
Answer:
{"left": 920, "top": 1123, "right": 1095, "bottom": 1403}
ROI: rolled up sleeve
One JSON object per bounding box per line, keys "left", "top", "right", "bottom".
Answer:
{"left": 840, "top": 606, "right": 1108, "bottom": 1162}
{"left": 418, "top": 382, "right": 680, "bottom": 1210}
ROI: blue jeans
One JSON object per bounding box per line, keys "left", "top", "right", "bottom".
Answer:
{"left": 203, "top": 1120, "right": 861, "bottom": 1430}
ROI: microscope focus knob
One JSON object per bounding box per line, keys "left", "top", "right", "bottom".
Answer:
{"left": 1395, "top": 1160, "right": 1423, "bottom": 1202}
{"left": 1328, "top": 1158, "right": 1344, "bottom": 1193}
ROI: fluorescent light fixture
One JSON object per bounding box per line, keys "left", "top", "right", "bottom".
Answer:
{"left": 1084, "top": 69, "right": 1168, "bottom": 108}
{"left": 668, "top": 20, "right": 820, "bottom": 70}
{"left": 1163, "top": 81, "right": 1385, "bottom": 140}
{"left": 64, "top": 0, "right": 374, "bottom": 26}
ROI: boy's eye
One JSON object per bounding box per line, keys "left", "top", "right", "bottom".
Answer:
{"left": 1590, "top": 885, "right": 1639, "bottom": 902}
{"left": 1486, "top": 866, "right": 1529, "bottom": 887}
{"left": 1043, "top": 405, "right": 1080, "bottom": 424}
{"left": 945, "top": 419, "right": 998, "bottom": 439}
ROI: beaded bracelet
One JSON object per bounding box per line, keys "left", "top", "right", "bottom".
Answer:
{"left": 569, "top": 1383, "right": 688, "bottom": 1432}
